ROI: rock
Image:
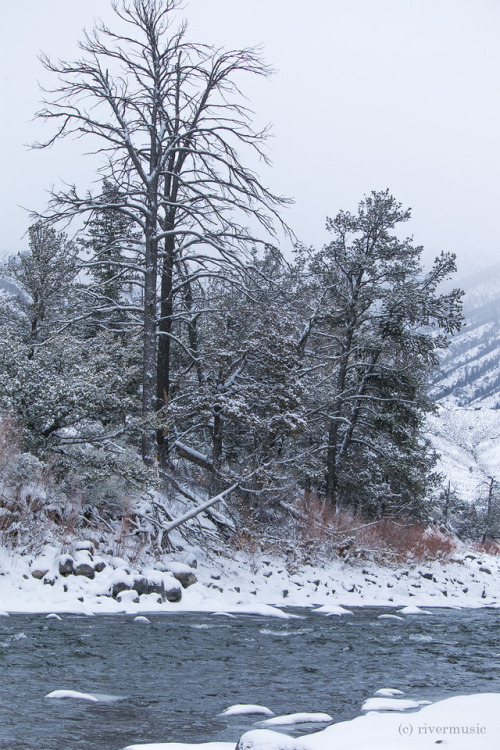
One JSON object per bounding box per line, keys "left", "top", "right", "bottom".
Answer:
{"left": 43, "top": 577, "right": 55, "bottom": 586}
{"left": 109, "top": 556, "right": 130, "bottom": 571}
{"left": 113, "top": 581, "right": 131, "bottom": 598}
{"left": 58, "top": 556, "right": 74, "bottom": 577}
{"left": 165, "top": 585, "right": 182, "bottom": 603}
{"left": 117, "top": 590, "right": 139, "bottom": 604}
{"left": 479, "top": 566, "right": 492, "bottom": 574}
{"left": 143, "top": 570, "right": 182, "bottom": 602}
{"left": 420, "top": 572, "right": 434, "bottom": 580}
{"left": 132, "top": 577, "right": 149, "bottom": 596}
{"left": 172, "top": 571, "right": 197, "bottom": 588}
{"left": 74, "top": 540, "right": 95, "bottom": 555}
{"left": 94, "top": 561, "right": 106, "bottom": 573}
{"left": 74, "top": 564, "right": 95, "bottom": 579}
{"left": 31, "top": 569, "right": 49, "bottom": 580}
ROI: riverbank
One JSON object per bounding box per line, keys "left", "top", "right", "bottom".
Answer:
{"left": 1, "top": 540, "right": 499, "bottom": 615}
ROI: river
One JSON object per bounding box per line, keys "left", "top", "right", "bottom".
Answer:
{"left": 0, "top": 607, "right": 499, "bottom": 749}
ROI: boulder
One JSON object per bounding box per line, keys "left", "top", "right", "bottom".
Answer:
{"left": 31, "top": 569, "right": 49, "bottom": 580}
{"left": 132, "top": 577, "right": 149, "bottom": 596}
{"left": 74, "top": 563, "right": 95, "bottom": 579}
{"left": 145, "top": 577, "right": 182, "bottom": 602}
{"left": 116, "top": 589, "right": 139, "bottom": 604}
{"left": 113, "top": 581, "right": 131, "bottom": 598}
{"left": 165, "top": 584, "right": 182, "bottom": 602}
{"left": 94, "top": 561, "right": 106, "bottom": 573}
{"left": 58, "top": 556, "right": 75, "bottom": 577}
{"left": 172, "top": 571, "right": 197, "bottom": 589}
{"left": 74, "top": 540, "right": 95, "bottom": 553}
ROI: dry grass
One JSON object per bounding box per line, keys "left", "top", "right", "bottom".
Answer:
{"left": 291, "top": 493, "right": 457, "bottom": 564}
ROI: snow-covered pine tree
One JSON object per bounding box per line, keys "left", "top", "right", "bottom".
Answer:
{"left": 297, "top": 190, "right": 463, "bottom": 517}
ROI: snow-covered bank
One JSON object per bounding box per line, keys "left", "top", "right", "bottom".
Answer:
{"left": 124, "top": 693, "right": 500, "bottom": 750}
{"left": 1, "top": 540, "right": 500, "bottom": 614}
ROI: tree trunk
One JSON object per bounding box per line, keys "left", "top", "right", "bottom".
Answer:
{"left": 156, "top": 233, "right": 174, "bottom": 468}
{"left": 142, "top": 224, "right": 158, "bottom": 464}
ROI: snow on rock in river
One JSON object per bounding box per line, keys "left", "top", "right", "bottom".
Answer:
{"left": 361, "top": 697, "right": 420, "bottom": 712}
{"left": 124, "top": 693, "right": 500, "bottom": 749}
{"left": 45, "top": 690, "right": 98, "bottom": 702}
{"left": 221, "top": 705, "right": 274, "bottom": 717}
{"left": 257, "top": 713, "right": 333, "bottom": 726}
{"left": 373, "top": 688, "right": 405, "bottom": 697}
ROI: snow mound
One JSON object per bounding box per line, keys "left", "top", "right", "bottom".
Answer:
{"left": 397, "top": 605, "right": 432, "bottom": 615}
{"left": 211, "top": 612, "right": 236, "bottom": 618}
{"left": 134, "top": 616, "right": 151, "bottom": 623}
{"left": 237, "top": 729, "right": 309, "bottom": 750}
{"left": 373, "top": 688, "right": 405, "bottom": 697}
{"left": 361, "top": 697, "right": 420, "bottom": 712}
{"left": 377, "top": 614, "right": 404, "bottom": 621}
{"left": 221, "top": 704, "right": 274, "bottom": 717}
{"left": 313, "top": 605, "right": 353, "bottom": 616}
{"left": 259, "top": 712, "right": 333, "bottom": 726}
{"left": 45, "top": 690, "right": 98, "bottom": 702}
{"left": 0, "top": 610, "right": 9, "bottom": 617}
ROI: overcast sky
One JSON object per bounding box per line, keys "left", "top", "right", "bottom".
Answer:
{"left": 1, "top": 0, "right": 499, "bottom": 276}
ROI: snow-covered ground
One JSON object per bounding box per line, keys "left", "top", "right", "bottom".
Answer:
{"left": 1, "top": 537, "right": 500, "bottom": 616}
{"left": 123, "top": 693, "right": 500, "bottom": 749}
{"left": 426, "top": 405, "right": 500, "bottom": 502}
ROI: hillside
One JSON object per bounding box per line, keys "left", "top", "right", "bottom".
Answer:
{"left": 430, "top": 263, "right": 500, "bottom": 408}
{"left": 426, "top": 405, "right": 500, "bottom": 504}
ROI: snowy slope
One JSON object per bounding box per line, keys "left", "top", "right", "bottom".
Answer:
{"left": 426, "top": 405, "right": 500, "bottom": 503}
{"left": 430, "top": 263, "right": 500, "bottom": 408}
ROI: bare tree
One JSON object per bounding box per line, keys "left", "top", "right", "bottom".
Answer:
{"left": 33, "top": 0, "right": 288, "bottom": 465}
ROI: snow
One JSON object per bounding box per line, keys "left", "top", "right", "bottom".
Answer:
{"left": 2, "top": 540, "right": 500, "bottom": 615}
{"left": 124, "top": 693, "right": 500, "bottom": 749}
{"left": 220, "top": 704, "right": 274, "bottom": 717}
{"left": 361, "top": 697, "right": 420, "bottom": 712}
{"left": 377, "top": 614, "right": 404, "bottom": 621}
{"left": 134, "top": 615, "right": 151, "bottom": 623}
{"left": 45, "top": 690, "right": 98, "bottom": 702}
{"left": 258, "top": 713, "right": 333, "bottom": 726}
{"left": 312, "top": 605, "right": 353, "bottom": 616}
{"left": 45, "top": 613, "right": 62, "bottom": 620}
{"left": 398, "top": 606, "right": 432, "bottom": 615}
{"left": 426, "top": 405, "right": 500, "bottom": 502}
{"left": 235, "top": 731, "right": 309, "bottom": 750}
{"left": 373, "top": 688, "right": 405, "bottom": 697}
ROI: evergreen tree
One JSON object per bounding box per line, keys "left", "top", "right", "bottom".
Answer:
{"left": 297, "top": 191, "right": 463, "bottom": 516}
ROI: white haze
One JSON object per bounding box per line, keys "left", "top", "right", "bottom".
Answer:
{"left": 1, "top": 0, "right": 499, "bottom": 276}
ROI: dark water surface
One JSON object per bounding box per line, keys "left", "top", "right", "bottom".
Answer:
{"left": 0, "top": 607, "right": 499, "bottom": 750}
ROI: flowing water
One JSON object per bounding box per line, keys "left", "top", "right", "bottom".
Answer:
{"left": 0, "top": 607, "right": 499, "bottom": 750}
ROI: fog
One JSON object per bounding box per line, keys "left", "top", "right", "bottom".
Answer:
{"left": 1, "top": 0, "right": 499, "bottom": 276}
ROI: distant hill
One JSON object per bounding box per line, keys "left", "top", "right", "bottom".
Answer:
{"left": 426, "top": 405, "right": 500, "bottom": 503}
{"left": 430, "top": 263, "right": 500, "bottom": 409}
